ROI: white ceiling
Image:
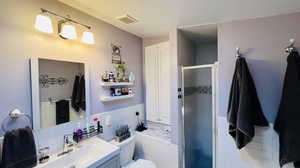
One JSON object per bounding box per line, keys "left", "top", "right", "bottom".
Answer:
{"left": 58, "top": 0, "right": 300, "bottom": 38}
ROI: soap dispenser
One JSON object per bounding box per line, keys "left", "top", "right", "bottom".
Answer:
{"left": 73, "top": 122, "right": 83, "bottom": 143}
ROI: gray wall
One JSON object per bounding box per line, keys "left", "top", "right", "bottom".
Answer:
{"left": 0, "top": 0, "right": 143, "bottom": 134}
{"left": 218, "top": 12, "right": 300, "bottom": 122}
{"left": 216, "top": 13, "right": 300, "bottom": 167}
{"left": 177, "top": 30, "right": 197, "bottom": 66}
{"left": 196, "top": 43, "right": 218, "bottom": 65}
{"left": 169, "top": 30, "right": 180, "bottom": 146}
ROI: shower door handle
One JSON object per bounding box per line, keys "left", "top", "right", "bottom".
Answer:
{"left": 178, "top": 88, "right": 182, "bottom": 99}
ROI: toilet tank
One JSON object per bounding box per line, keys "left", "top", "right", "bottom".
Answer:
{"left": 113, "top": 134, "right": 136, "bottom": 166}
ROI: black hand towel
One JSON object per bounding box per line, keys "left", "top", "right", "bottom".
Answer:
{"left": 79, "top": 75, "right": 86, "bottom": 111}
{"left": 56, "top": 99, "right": 70, "bottom": 125}
{"left": 1, "top": 127, "right": 37, "bottom": 168}
{"left": 71, "top": 75, "right": 80, "bottom": 112}
{"left": 274, "top": 51, "right": 300, "bottom": 167}
{"left": 227, "top": 57, "right": 269, "bottom": 149}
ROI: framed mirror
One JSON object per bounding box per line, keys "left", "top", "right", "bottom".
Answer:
{"left": 30, "top": 58, "right": 90, "bottom": 130}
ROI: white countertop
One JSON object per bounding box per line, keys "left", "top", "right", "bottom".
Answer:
{"left": 35, "top": 136, "right": 120, "bottom": 168}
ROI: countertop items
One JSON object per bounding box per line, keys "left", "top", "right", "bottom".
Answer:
{"left": 115, "top": 125, "right": 131, "bottom": 142}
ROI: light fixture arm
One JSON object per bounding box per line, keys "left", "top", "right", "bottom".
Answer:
{"left": 41, "top": 8, "right": 91, "bottom": 30}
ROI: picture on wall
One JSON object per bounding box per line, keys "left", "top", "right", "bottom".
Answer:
{"left": 111, "top": 44, "right": 122, "bottom": 64}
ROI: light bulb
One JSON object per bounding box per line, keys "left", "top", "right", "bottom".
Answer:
{"left": 60, "top": 23, "right": 77, "bottom": 40}
{"left": 35, "top": 14, "right": 53, "bottom": 34}
{"left": 82, "top": 31, "right": 95, "bottom": 44}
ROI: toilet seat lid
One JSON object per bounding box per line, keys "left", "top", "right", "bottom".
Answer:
{"left": 126, "top": 159, "right": 156, "bottom": 168}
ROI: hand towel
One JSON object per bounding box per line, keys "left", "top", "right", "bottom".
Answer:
{"left": 1, "top": 127, "right": 37, "bottom": 168}
{"left": 56, "top": 99, "right": 70, "bottom": 125}
{"left": 78, "top": 75, "right": 86, "bottom": 111}
{"left": 227, "top": 57, "right": 269, "bottom": 149}
{"left": 274, "top": 51, "right": 300, "bottom": 167}
{"left": 71, "top": 75, "right": 80, "bottom": 112}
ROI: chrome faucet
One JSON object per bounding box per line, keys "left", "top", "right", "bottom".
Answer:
{"left": 63, "top": 135, "right": 71, "bottom": 152}
{"left": 58, "top": 135, "right": 74, "bottom": 157}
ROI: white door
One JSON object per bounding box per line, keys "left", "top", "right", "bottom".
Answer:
{"left": 145, "top": 45, "right": 159, "bottom": 122}
{"left": 158, "top": 42, "right": 171, "bottom": 124}
{"left": 145, "top": 42, "right": 171, "bottom": 124}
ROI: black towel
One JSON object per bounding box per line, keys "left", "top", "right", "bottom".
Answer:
{"left": 71, "top": 75, "right": 85, "bottom": 112}
{"left": 1, "top": 127, "right": 37, "bottom": 168}
{"left": 71, "top": 75, "right": 80, "bottom": 112}
{"left": 78, "top": 75, "right": 86, "bottom": 111}
{"left": 56, "top": 100, "right": 70, "bottom": 125}
{"left": 274, "top": 51, "right": 300, "bottom": 167}
{"left": 227, "top": 57, "right": 269, "bottom": 149}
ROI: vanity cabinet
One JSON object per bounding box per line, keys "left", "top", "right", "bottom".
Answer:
{"left": 94, "top": 155, "right": 120, "bottom": 168}
{"left": 145, "top": 42, "right": 171, "bottom": 124}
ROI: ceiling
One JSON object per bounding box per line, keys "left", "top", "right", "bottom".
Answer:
{"left": 181, "top": 24, "right": 218, "bottom": 44}
{"left": 58, "top": 0, "right": 300, "bottom": 38}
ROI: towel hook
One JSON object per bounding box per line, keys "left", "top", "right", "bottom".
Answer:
{"left": 285, "top": 39, "right": 296, "bottom": 53}
{"left": 236, "top": 46, "right": 241, "bottom": 57}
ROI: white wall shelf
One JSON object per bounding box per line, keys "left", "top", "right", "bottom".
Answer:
{"left": 101, "top": 82, "right": 134, "bottom": 87}
{"left": 100, "top": 94, "right": 134, "bottom": 102}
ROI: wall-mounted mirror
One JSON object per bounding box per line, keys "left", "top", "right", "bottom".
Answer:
{"left": 30, "top": 58, "right": 90, "bottom": 130}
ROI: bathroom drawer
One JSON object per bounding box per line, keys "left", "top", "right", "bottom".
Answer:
{"left": 95, "top": 155, "right": 120, "bottom": 168}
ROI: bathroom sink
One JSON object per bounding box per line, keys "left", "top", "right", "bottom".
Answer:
{"left": 40, "top": 145, "right": 91, "bottom": 168}
{"left": 36, "top": 137, "right": 120, "bottom": 168}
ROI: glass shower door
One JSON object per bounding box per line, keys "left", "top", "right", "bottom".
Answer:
{"left": 182, "top": 65, "right": 216, "bottom": 168}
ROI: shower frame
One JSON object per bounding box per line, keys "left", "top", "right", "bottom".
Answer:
{"left": 180, "top": 62, "right": 218, "bottom": 168}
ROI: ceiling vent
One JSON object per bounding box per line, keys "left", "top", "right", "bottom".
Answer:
{"left": 116, "top": 14, "right": 138, "bottom": 24}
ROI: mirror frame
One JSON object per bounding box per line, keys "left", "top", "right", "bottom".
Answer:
{"left": 30, "top": 57, "right": 91, "bottom": 130}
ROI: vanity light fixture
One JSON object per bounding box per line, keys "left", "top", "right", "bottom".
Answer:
{"left": 82, "top": 31, "right": 95, "bottom": 44}
{"left": 59, "top": 22, "right": 77, "bottom": 40}
{"left": 34, "top": 8, "right": 94, "bottom": 44}
{"left": 35, "top": 14, "right": 53, "bottom": 34}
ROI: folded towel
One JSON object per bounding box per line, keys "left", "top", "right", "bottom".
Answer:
{"left": 56, "top": 99, "right": 70, "bottom": 125}
{"left": 1, "top": 127, "right": 37, "bottom": 168}
{"left": 227, "top": 57, "right": 269, "bottom": 149}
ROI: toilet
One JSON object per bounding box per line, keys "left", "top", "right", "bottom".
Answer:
{"left": 110, "top": 134, "right": 156, "bottom": 168}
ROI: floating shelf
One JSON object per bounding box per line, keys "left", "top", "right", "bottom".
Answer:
{"left": 100, "top": 94, "right": 134, "bottom": 102}
{"left": 101, "top": 82, "right": 134, "bottom": 87}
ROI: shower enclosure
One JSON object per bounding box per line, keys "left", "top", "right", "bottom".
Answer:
{"left": 181, "top": 64, "right": 217, "bottom": 168}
